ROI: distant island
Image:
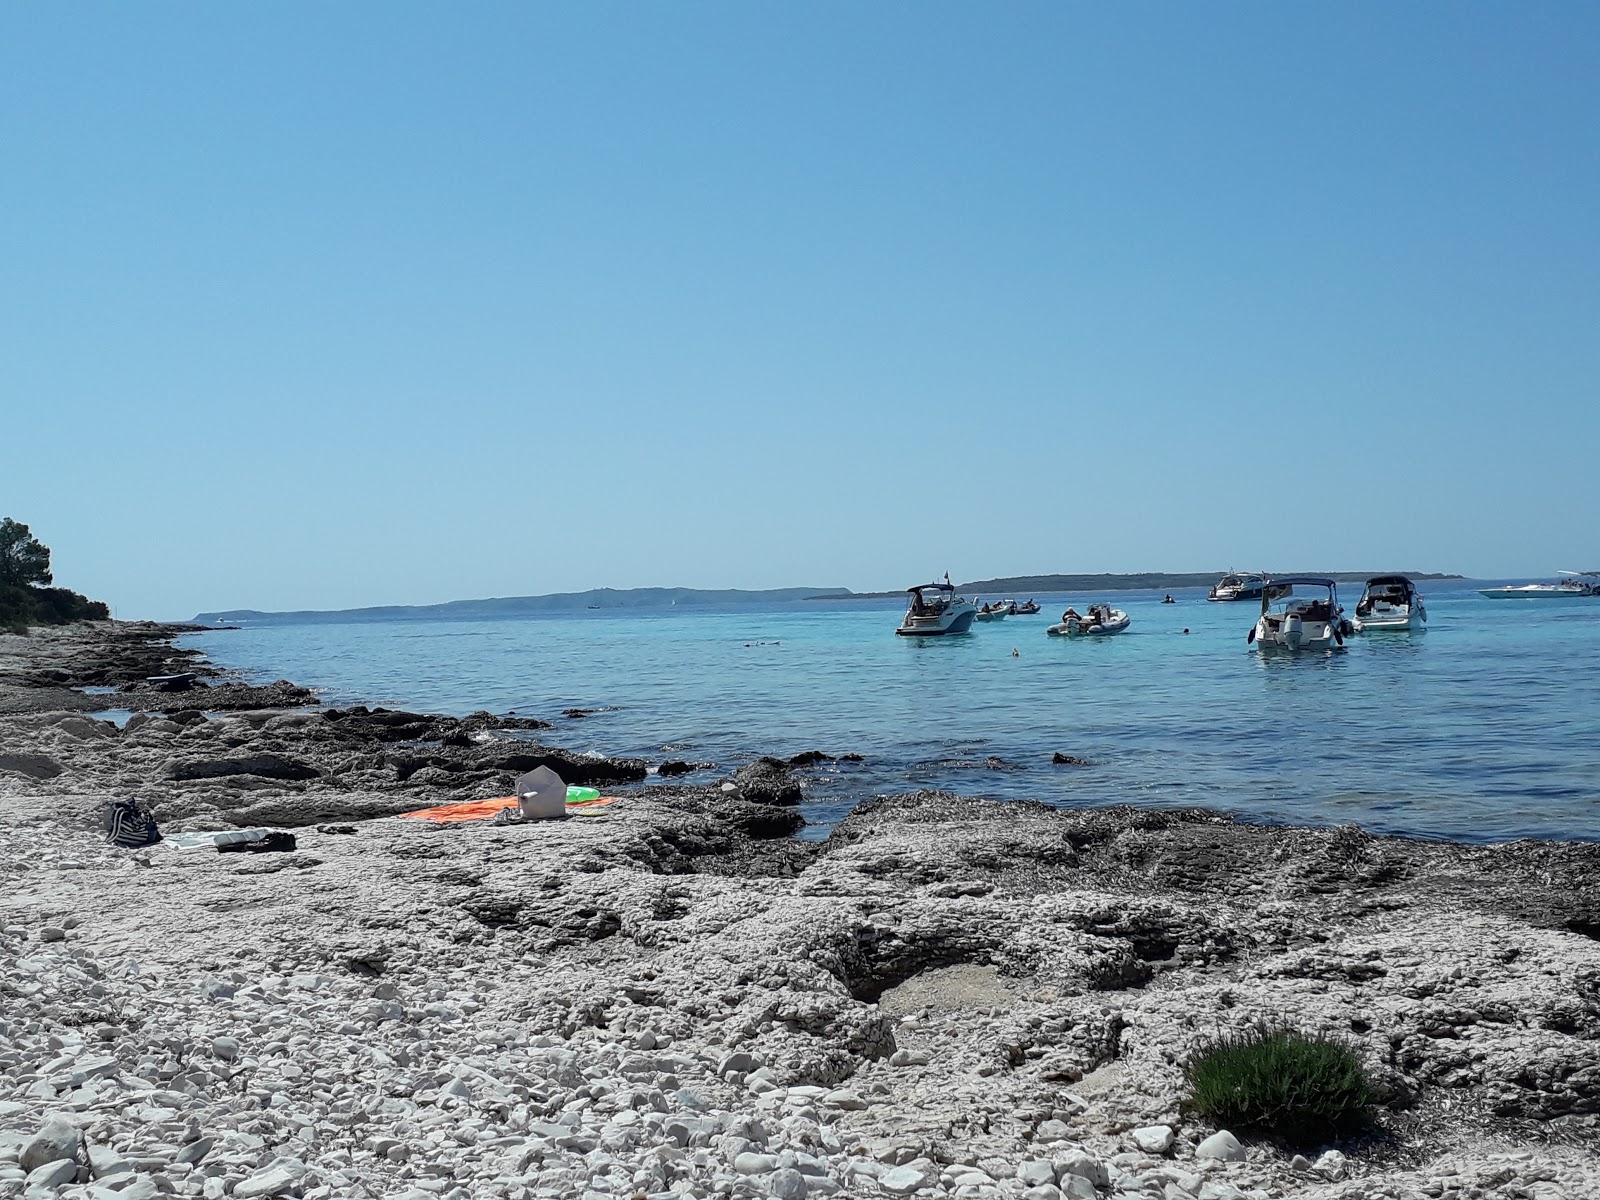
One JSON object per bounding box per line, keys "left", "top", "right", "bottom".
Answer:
{"left": 193, "top": 573, "right": 1472, "bottom": 624}
{"left": 808, "top": 571, "right": 1465, "bottom": 600}
{"left": 192, "top": 586, "right": 852, "bottom": 625}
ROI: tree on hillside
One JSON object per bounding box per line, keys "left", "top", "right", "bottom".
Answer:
{"left": 0, "top": 518, "right": 53, "bottom": 588}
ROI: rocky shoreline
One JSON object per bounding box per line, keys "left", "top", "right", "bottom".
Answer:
{"left": 2, "top": 621, "right": 1597, "bottom": 1200}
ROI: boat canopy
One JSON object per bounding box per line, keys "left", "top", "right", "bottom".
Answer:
{"left": 1365, "top": 574, "right": 1414, "bottom": 587}
{"left": 1559, "top": 569, "right": 1600, "bottom": 578}
{"left": 907, "top": 582, "right": 955, "bottom": 595}
{"left": 1265, "top": 576, "right": 1336, "bottom": 588}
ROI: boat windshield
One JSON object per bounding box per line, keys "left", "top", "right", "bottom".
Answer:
{"left": 1262, "top": 577, "right": 1338, "bottom": 616}
{"left": 906, "top": 584, "right": 955, "bottom": 614}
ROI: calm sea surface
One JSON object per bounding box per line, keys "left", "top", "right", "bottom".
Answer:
{"left": 185, "top": 581, "right": 1600, "bottom": 844}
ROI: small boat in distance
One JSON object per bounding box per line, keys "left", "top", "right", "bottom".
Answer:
{"left": 1012, "top": 599, "right": 1041, "bottom": 615}
{"left": 896, "top": 581, "right": 977, "bottom": 636}
{"left": 1249, "top": 577, "right": 1351, "bottom": 650}
{"left": 1353, "top": 575, "right": 1426, "bottom": 632}
{"left": 1047, "top": 604, "right": 1131, "bottom": 637}
{"left": 974, "top": 600, "right": 1010, "bottom": 622}
{"left": 1208, "top": 572, "right": 1269, "bottom": 602}
{"left": 1479, "top": 571, "right": 1600, "bottom": 600}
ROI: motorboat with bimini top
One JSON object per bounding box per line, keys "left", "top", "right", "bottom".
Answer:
{"left": 896, "top": 581, "right": 977, "bottom": 636}
{"left": 1047, "top": 604, "right": 1131, "bottom": 637}
{"left": 1208, "top": 572, "right": 1268, "bottom": 602}
{"left": 1353, "top": 575, "right": 1427, "bottom": 632}
{"left": 1479, "top": 571, "right": 1600, "bottom": 600}
{"left": 1248, "top": 577, "right": 1352, "bottom": 650}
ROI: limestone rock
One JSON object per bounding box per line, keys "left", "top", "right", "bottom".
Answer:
{"left": 1131, "top": 1125, "right": 1175, "bottom": 1154}
{"left": 1195, "top": 1131, "right": 1245, "bottom": 1163}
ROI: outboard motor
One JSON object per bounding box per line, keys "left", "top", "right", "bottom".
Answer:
{"left": 1283, "top": 613, "right": 1304, "bottom": 647}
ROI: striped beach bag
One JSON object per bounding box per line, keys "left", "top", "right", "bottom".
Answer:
{"left": 101, "top": 798, "right": 161, "bottom": 848}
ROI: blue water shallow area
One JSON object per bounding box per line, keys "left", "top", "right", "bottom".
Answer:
{"left": 187, "top": 581, "right": 1600, "bottom": 845}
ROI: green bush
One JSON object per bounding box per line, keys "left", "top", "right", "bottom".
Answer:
{"left": 1183, "top": 1025, "right": 1376, "bottom": 1147}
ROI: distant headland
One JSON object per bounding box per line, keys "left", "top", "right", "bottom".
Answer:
{"left": 192, "top": 586, "right": 852, "bottom": 625}
{"left": 191, "top": 572, "right": 1463, "bottom": 625}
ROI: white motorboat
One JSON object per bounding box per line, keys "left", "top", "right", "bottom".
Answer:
{"left": 1208, "top": 572, "right": 1269, "bottom": 602}
{"left": 896, "top": 581, "right": 977, "bottom": 636}
{"left": 1047, "top": 604, "right": 1130, "bottom": 637}
{"left": 1479, "top": 571, "right": 1599, "bottom": 600}
{"left": 1248, "top": 577, "right": 1351, "bottom": 650}
{"left": 1353, "top": 575, "right": 1426, "bottom": 632}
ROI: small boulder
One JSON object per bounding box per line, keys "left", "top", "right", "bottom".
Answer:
{"left": 1196, "top": 1130, "right": 1245, "bottom": 1163}
{"left": 728, "top": 756, "right": 802, "bottom": 806}
{"left": 26, "top": 1159, "right": 79, "bottom": 1189}
{"left": 1313, "top": 1150, "right": 1348, "bottom": 1181}
{"left": 1018, "top": 1161, "right": 1055, "bottom": 1186}
{"left": 0, "top": 753, "right": 63, "bottom": 780}
{"left": 786, "top": 750, "right": 834, "bottom": 767}
{"left": 657, "top": 759, "right": 715, "bottom": 776}
{"left": 167, "top": 754, "right": 320, "bottom": 782}
{"left": 879, "top": 1162, "right": 937, "bottom": 1194}
{"left": 20, "top": 1116, "right": 80, "bottom": 1172}
{"left": 54, "top": 715, "right": 116, "bottom": 740}
{"left": 1130, "top": 1124, "right": 1175, "bottom": 1154}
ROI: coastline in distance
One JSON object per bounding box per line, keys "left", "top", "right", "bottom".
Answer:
{"left": 192, "top": 572, "right": 1464, "bottom": 625}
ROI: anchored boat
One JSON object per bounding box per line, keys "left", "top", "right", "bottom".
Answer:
{"left": 1208, "top": 572, "right": 1269, "bottom": 602}
{"left": 1479, "top": 571, "right": 1600, "bottom": 600}
{"left": 1353, "top": 576, "right": 1426, "bottom": 632}
{"left": 1248, "top": 577, "right": 1351, "bottom": 650}
{"left": 1047, "top": 604, "right": 1131, "bottom": 637}
{"left": 973, "top": 600, "right": 1010, "bottom": 622}
{"left": 896, "top": 581, "right": 977, "bottom": 636}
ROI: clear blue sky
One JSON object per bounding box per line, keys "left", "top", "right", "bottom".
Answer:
{"left": 4, "top": 3, "right": 1597, "bottom": 618}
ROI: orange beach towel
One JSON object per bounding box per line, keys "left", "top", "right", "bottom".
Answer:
{"left": 398, "top": 795, "right": 620, "bottom": 823}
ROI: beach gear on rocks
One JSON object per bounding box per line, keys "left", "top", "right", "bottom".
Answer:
{"left": 401, "top": 796, "right": 522, "bottom": 823}
{"left": 101, "top": 798, "right": 161, "bottom": 848}
{"left": 514, "top": 766, "right": 568, "bottom": 820}
{"left": 164, "top": 829, "right": 297, "bottom": 853}
{"left": 399, "top": 786, "right": 619, "bottom": 824}
{"left": 217, "top": 831, "right": 297, "bottom": 853}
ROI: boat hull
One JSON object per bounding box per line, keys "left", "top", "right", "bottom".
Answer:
{"left": 896, "top": 608, "right": 977, "bottom": 636}
{"left": 1353, "top": 607, "right": 1425, "bottom": 632}
{"left": 1252, "top": 617, "right": 1343, "bottom": 649}
{"left": 1478, "top": 587, "right": 1595, "bottom": 600}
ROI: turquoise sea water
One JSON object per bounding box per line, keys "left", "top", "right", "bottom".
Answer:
{"left": 186, "top": 581, "right": 1600, "bottom": 844}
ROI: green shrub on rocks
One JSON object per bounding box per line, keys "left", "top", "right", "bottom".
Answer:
{"left": 1183, "top": 1025, "right": 1376, "bottom": 1147}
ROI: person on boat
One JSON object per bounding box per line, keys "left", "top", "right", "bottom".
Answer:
{"left": 1163, "top": 594, "right": 1175, "bottom": 604}
{"left": 1062, "top": 607, "right": 1081, "bottom": 623}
